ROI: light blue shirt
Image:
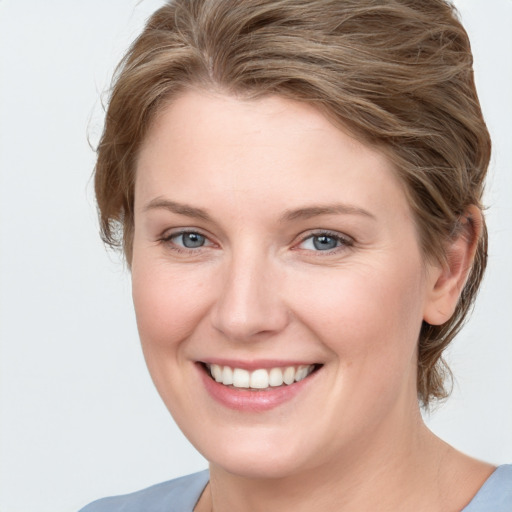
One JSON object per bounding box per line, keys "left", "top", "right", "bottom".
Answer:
{"left": 79, "top": 464, "right": 512, "bottom": 512}
{"left": 462, "top": 465, "right": 512, "bottom": 511}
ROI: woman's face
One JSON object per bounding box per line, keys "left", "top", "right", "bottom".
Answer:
{"left": 132, "top": 90, "right": 441, "bottom": 478}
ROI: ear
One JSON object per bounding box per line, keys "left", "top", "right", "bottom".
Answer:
{"left": 423, "top": 205, "right": 483, "bottom": 326}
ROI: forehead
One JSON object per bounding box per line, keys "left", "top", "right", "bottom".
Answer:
{"left": 135, "top": 90, "right": 410, "bottom": 224}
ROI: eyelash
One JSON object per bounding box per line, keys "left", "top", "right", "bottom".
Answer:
{"left": 158, "top": 229, "right": 353, "bottom": 255}
{"left": 158, "top": 230, "right": 213, "bottom": 254}
{"left": 295, "top": 230, "right": 354, "bottom": 256}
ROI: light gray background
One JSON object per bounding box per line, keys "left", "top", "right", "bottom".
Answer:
{"left": 0, "top": 1, "right": 510, "bottom": 511}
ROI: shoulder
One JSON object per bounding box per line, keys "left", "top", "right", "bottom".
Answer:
{"left": 462, "top": 465, "right": 512, "bottom": 512}
{"left": 78, "top": 470, "right": 209, "bottom": 512}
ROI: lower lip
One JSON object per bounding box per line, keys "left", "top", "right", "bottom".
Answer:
{"left": 198, "top": 364, "right": 318, "bottom": 412}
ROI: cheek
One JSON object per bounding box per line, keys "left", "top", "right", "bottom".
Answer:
{"left": 289, "top": 261, "right": 425, "bottom": 367}
{"left": 130, "top": 257, "right": 217, "bottom": 414}
{"left": 131, "top": 258, "right": 213, "bottom": 351}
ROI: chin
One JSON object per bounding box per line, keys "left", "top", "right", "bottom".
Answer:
{"left": 194, "top": 426, "right": 321, "bottom": 480}
{"left": 210, "top": 451, "right": 310, "bottom": 480}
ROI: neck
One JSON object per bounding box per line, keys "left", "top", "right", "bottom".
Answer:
{"left": 196, "top": 389, "right": 495, "bottom": 512}
{"left": 203, "top": 407, "right": 454, "bottom": 512}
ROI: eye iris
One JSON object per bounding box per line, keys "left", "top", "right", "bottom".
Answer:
{"left": 182, "top": 232, "right": 205, "bottom": 248}
{"left": 313, "top": 235, "right": 338, "bottom": 250}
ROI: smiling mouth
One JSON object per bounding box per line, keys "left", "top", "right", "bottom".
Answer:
{"left": 202, "top": 363, "right": 322, "bottom": 390}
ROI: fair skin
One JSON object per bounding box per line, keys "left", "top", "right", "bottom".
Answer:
{"left": 131, "top": 90, "right": 493, "bottom": 512}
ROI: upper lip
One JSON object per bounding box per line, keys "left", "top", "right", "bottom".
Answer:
{"left": 199, "top": 358, "right": 321, "bottom": 371}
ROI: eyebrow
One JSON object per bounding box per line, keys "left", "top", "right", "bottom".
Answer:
{"left": 143, "top": 198, "right": 213, "bottom": 221}
{"left": 280, "top": 204, "right": 376, "bottom": 222}
{"left": 143, "top": 198, "right": 375, "bottom": 223}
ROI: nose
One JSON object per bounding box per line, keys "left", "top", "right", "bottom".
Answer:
{"left": 210, "top": 248, "right": 290, "bottom": 341}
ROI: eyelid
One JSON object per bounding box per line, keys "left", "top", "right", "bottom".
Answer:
{"left": 159, "top": 228, "right": 217, "bottom": 251}
{"left": 157, "top": 227, "right": 353, "bottom": 254}
{"left": 160, "top": 224, "right": 209, "bottom": 238}
{"left": 294, "top": 229, "right": 354, "bottom": 252}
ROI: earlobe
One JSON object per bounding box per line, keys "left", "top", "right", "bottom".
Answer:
{"left": 423, "top": 206, "right": 483, "bottom": 326}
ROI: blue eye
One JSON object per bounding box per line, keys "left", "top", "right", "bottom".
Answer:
{"left": 312, "top": 235, "right": 339, "bottom": 250}
{"left": 171, "top": 232, "right": 207, "bottom": 249}
{"left": 299, "top": 232, "right": 350, "bottom": 252}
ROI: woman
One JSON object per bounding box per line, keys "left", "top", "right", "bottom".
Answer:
{"left": 80, "top": 0, "right": 511, "bottom": 510}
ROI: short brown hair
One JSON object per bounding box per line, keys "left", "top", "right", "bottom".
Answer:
{"left": 94, "top": 0, "right": 491, "bottom": 406}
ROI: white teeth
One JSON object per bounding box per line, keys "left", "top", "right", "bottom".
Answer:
{"left": 269, "top": 367, "right": 284, "bottom": 387}
{"left": 232, "top": 368, "right": 250, "bottom": 388}
{"left": 295, "top": 365, "right": 309, "bottom": 382}
{"left": 207, "top": 364, "right": 316, "bottom": 389}
{"left": 211, "top": 364, "right": 222, "bottom": 382}
{"left": 283, "top": 366, "right": 295, "bottom": 385}
{"left": 222, "top": 366, "right": 233, "bottom": 385}
{"left": 250, "top": 369, "right": 269, "bottom": 389}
